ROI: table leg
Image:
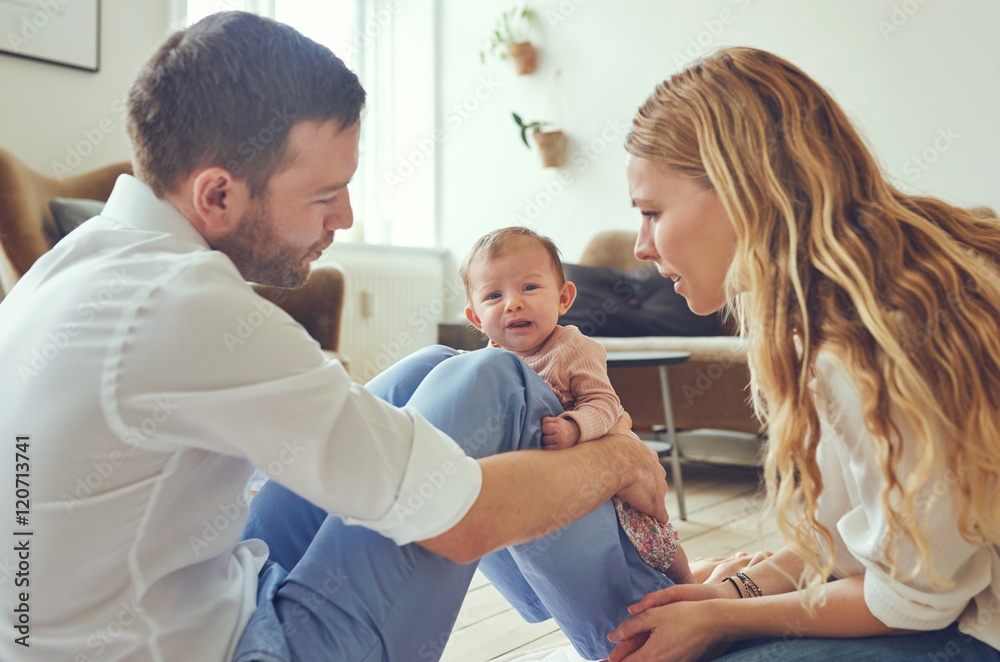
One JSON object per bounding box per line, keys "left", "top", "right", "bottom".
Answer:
{"left": 658, "top": 365, "right": 686, "bottom": 521}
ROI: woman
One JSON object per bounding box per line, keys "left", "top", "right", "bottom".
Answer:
{"left": 610, "top": 46, "right": 1000, "bottom": 661}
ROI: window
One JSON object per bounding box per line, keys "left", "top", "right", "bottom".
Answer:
{"left": 175, "top": 0, "right": 436, "bottom": 248}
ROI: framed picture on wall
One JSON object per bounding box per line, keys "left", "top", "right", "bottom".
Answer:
{"left": 0, "top": 0, "right": 100, "bottom": 72}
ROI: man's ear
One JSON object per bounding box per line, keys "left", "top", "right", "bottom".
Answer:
{"left": 558, "top": 280, "right": 577, "bottom": 315}
{"left": 189, "top": 167, "right": 251, "bottom": 239}
{"left": 464, "top": 305, "right": 483, "bottom": 331}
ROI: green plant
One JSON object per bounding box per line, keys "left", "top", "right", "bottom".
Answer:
{"left": 480, "top": 6, "right": 534, "bottom": 63}
{"left": 512, "top": 112, "right": 550, "bottom": 147}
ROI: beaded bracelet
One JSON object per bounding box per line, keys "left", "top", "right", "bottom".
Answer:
{"left": 735, "top": 572, "right": 762, "bottom": 598}
{"left": 723, "top": 575, "right": 744, "bottom": 598}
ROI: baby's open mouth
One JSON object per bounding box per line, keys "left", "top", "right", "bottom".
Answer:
{"left": 508, "top": 320, "right": 532, "bottom": 329}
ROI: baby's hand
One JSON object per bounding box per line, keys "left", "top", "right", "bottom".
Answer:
{"left": 541, "top": 416, "right": 580, "bottom": 449}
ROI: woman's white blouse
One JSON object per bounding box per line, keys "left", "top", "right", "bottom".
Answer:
{"left": 813, "top": 353, "right": 1000, "bottom": 648}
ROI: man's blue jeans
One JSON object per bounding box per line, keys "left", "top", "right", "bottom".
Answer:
{"left": 232, "top": 346, "right": 671, "bottom": 662}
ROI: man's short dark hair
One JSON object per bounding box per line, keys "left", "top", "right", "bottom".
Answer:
{"left": 127, "top": 11, "right": 366, "bottom": 198}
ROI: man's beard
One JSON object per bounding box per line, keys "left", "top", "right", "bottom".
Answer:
{"left": 212, "top": 198, "right": 329, "bottom": 289}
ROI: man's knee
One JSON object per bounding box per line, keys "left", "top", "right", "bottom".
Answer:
{"left": 400, "top": 344, "right": 458, "bottom": 367}
{"left": 421, "top": 344, "right": 460, "bottom": 358}
{"left": 452, "top": 346, "right": 523, "bottom": 373}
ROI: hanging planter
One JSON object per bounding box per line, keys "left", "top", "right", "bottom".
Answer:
{"left": 506, "top": 42, "right": 537, "bottom": 75}
{"left": 513, "top": 113, "right": 567, "bottom": 168}
{"left": 480, "top": 6, "right": 537, "bottom": 76}
{"left": 533, "top": 130, "right": 567, "bottom": 168}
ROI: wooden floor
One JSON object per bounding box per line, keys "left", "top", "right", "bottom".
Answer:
{"left": 441, "top": 461, "right": 783, "bottom": 662}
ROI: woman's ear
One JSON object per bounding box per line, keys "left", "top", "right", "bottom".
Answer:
{"left": 464, "top": 305, "right": 483, "bottom": 330}
{"left": 189, "top": 167, "right": 251, "bottom": 239}
{"left": 558, "top": 280, "right": 577, "bottom": 315}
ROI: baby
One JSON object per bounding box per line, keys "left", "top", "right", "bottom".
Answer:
{"left": 460, "top": 226, "right": 693, "bottom": 584}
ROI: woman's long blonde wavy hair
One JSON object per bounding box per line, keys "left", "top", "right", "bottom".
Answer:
{"left": 625, "top": 47, "right": 1000, "bottom": 592}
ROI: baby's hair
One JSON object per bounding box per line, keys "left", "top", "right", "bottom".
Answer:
{"left": 460, "top": 227, "right": 565, "bottom": 303}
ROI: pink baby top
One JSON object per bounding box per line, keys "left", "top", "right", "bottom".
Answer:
{"left": 501, "top": 325, "right": 622, "bottom": 442}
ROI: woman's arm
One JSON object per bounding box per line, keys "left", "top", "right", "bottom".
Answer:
{"left": 724, "top": 574, "right": 912, "bottom": 639}
{"left": 609, "top": 571, "right": 912, "bottom": 662}
{"left": 631, "top": 546, "right": 806, "bottom": 611}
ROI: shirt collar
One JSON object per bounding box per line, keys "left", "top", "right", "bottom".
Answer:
{"left": 101, "top": 174, "right": 211, "bottom": 250}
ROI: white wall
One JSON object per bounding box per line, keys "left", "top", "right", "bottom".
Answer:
{"left": 435, "top": 0, "right": 1000, "bottom": 316}
{"left": 3, "top": 1, "right": 996, "bottom": 301}
{"left": 0, "top": 0, "right": 172, "bottom": 176}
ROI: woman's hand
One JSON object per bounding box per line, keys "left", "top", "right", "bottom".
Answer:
{"left": 607, "top": 600, "right": 732, "bottom": 662}
{"left": 604, "top": 572, "right": 742, "bottom": 661}
{"left": 628, "top": 580, "right": 735, "bottom": 615}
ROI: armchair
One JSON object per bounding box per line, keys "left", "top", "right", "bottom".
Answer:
{"left": 0, "top": 148, "right": 346, "bottom": 356}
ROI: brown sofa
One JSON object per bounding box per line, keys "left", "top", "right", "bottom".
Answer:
{"left": 0, "top": 148, "right": 347, "bottom": 356}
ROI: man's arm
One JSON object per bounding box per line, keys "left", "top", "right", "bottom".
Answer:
{"left": 417, "top": 413, "right": 668, "bottom": 563}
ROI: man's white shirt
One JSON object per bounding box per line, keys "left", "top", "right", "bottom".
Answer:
{"left": 0, "top": 175, "right": 482, "bottom": 661}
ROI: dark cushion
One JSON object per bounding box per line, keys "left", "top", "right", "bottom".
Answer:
{"left": 50, "top": 197, "right": 104, "bottom": 237}
{"left": 559, "top": 263, "right": 721, "bottom": 337}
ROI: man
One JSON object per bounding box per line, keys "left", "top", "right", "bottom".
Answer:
{"left": 0, "top": 12, "right": 668, "bottom": 661}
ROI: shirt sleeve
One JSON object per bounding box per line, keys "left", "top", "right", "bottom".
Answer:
{"left": 812, "top": 354, "right": 994, "bottom": 631}
{"left": 106, "top": 255, "right": 482, "bottom": 545}
{"left": 558, "top": 328, "right": 622, "bottom": 442}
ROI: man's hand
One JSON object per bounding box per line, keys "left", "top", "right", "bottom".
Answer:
{"left": 542, "top": 416, "right": 580, "bottom": 449}
{"left": 605, "top": 414, "right": 669, "bottom": 524}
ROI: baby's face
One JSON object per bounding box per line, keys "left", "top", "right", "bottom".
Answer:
{"left": 464, "top": 239, "right": 575, "bottom": 355}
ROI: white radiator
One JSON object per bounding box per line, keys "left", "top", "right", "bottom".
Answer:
{"left": 321, "top": 244, "right": 449, "bottom": 383}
